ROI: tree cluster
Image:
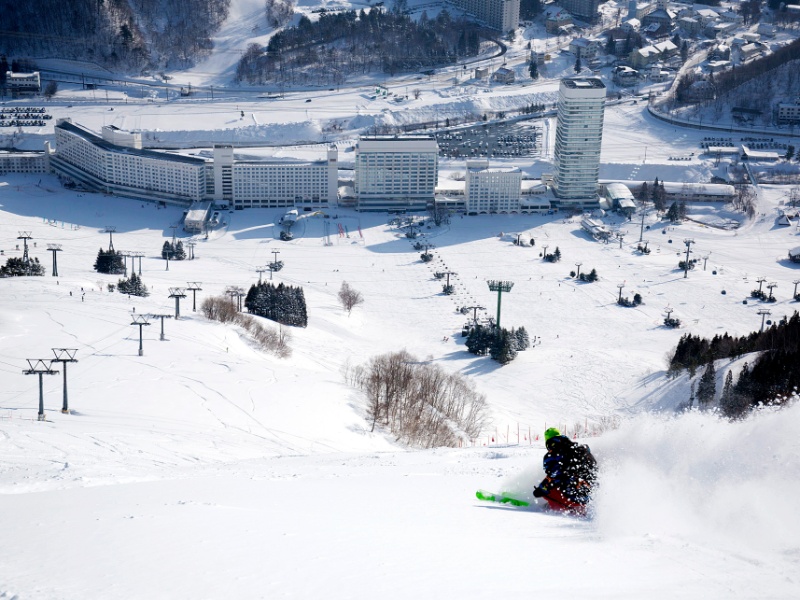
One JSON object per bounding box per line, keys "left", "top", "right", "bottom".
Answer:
{"left": 94, "top": 247, "right": 125, "bottom": 274}
{"left": 618, "top": 293, "right": 642, "bottom": 307}
{"left": 668, "top": 312, "right": 800, "bottom": 413}
{"left": 666, "top": 200, "right": 687, "bottom": 223}
{"left": 265, "top": 0, "right": 295, "bottom": 28}
{"left": 0, "top": 0, "right": 230, "bottom": 73}
{"left": 162, "top": 240, "right": 186, "bottom": 260}
{"left": 465, "top": 325, "right": 529, "bottom": 364}
{"left": 0, "top": 256, "right": 44, "bottom": 277}
{"left": 117, "top": 272, "right": 149, "bottom": 297}
{"left": 344, "top": 349, "right": 489, "bottom": 448}
{"left": 571, "top": 268, "right": 598, "bottom": 282}
{"left": 201, "top": 295, "right": 291, "bottom": 358}
{"left": 237, "top": 8, "right": 483, "bottom": 84}
{"left": 244, "top": 281, "right": 308, "bottom": 327}
{"left": 543, "top": 246, "right": 561, "bottom": 262}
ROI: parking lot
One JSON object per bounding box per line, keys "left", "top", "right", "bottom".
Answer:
{"left": 435, "top": 120, "right": 542, "bottom": 159}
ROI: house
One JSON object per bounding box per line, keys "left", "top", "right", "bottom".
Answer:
{"left": 739, "top": 43, "right": 762, "bottom": 62}
{"left": 492, "top": 67, "right": 515, "bottom": 84}
{"left": 677, "top": 17, "right": 701, "bottom": 36}
{"left": 621, "top": 18, "right": 641, "bottom": 33}
{"left": 603, "top": 182, "right": 637, "bottom": 215}
{"left": 474, "top": 67, "right": 490, "bottom": 79}
{"left": 569, "top": 37, "right": 603, "bottom": 60}
{"left": 694, "top": 8, "right": 720, "bottom": 26}
{"left": 627, "top": 0, "right": 656, "bottom": 21}
{"left": 614, "top": 65, "right": 640, "bottom": 85}
{"left": 630, "top": 44, "right": 664, "bottom": 68}
{"left": 777, "top": 98, "right": 800, "bottom": 126}
{"left": 718, "top": 10, "right": 743, "bottom": 24}
{"left": 757, "top": 23, "right": 775, "bottom": 37}
{"left": 709, "top": 43, "right": 730, "bottom": 61}
{"left": 544, "top": 6, "right": 573, "bottom": 34}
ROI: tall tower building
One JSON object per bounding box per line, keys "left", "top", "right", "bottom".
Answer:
{"left": 553, "top": 77, "right": 606, "bottom": 205}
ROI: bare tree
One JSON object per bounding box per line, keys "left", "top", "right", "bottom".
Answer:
{"left": 338, "top": 281, "right": 364, "bottom": 314}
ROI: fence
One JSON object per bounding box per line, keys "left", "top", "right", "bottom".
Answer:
{"left": 461, "top": 417, "right": 621, "bottom": 448}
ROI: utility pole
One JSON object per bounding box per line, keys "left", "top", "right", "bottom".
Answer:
{"left": 187, "top": 282, "right": 203, "bottom": 311}
{"left": 683, "top": 239, "right": 695, "bottom": 278}
{"left": 757, "top": 308, "right": 771, "bottom": 332}
{"left": 147, "top": 313, "right": 173, "bottom": 341}
{"left": 47, "top": 243, "right": 62, "bottom": 276}
{"left": 168, "top": 287, "right": 187, "bottom": 319}
{"left": 51, "top": 349, "right": 78, "bottom": 413}
{"left": 104, "top": 226, "right": 116, "bottom": 252}
{"left": 487, "top": 280, "right": 514, "bottom": 330}
{"left": 23, "top": 359, "right": 58, "bottom": 421}
{"left": 131, "top": 315, "right": 151, "bottom": 356}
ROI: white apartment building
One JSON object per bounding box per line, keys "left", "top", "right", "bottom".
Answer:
{"left": 0, "top": 148, "right": 50, "bottom": 174}
{"left": 777, "top": 99, "right": 800, "bottom": 126}
{"left": 50, "top": 120, "right": 338, "bottom": 208}
{"left": 465, "top": 160, "right": 523, "bottom": 214}
{"left": 5, "top": 71, "right": 41, "bottom": 95}
{"left": 553, "top": 77, "right": 606, "bottom": 206}
{"left": 448, "top": 0, "right": 520, "bottom": 33}
{"left": 355, "top": 136, "right": 438, "bottom": 212}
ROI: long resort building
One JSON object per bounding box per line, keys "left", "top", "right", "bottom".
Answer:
{"left": 50, "top": 119, "right": 338, "bottom": 209}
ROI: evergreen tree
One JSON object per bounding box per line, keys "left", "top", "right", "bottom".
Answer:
{"left": 680, "top": 40, "right": 689, "bottom": 63}
{"left": 465, "top": 325, "right": 492, "bottom": 356}
{"left": 244, "top": 281, "right": 308, "bottom": 327}
{"left": 94, "top": 247, "right": 125, "bottom": 274}
{"left": 162, "top": 241, "right": 174, "bottom": 259}
{"left": 529, "top": 60, "right": 538, "bottom": 80}
{"left": 574, "top": 56, "right": 582, "bottom": 74}
{"left": 0, "top": 256, "right": 45, "bottom": 276}
{"left": 490, "top": 328, "right": 518, "bottom": 364}
{"left": 666, "top": 201, "right": 681, "bottom": 223}
{"left": 554, "top": 246, "right": 561, "bottom": 261}
{"left": 514, "top": 326, "right": 530, "bottom": 351}
{"left": 174, "top": 241, "right": 186, "bottom": 260}
{"left": 638, "top": 181, "right": 649, "bottom": 202}
{"left": 117, "top": 272, "right": 149, "bottom": 297}
{"left": 697, "top": 360, "right": 716, "bottom": 405}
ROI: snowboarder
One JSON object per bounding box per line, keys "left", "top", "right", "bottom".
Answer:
{"left": 533, "top": 428, "right": 597, "bottom": 515}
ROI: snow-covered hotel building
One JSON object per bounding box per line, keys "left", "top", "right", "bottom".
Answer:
{"left": 354, "top": 136, "right": 439, "bottom": 212}
{"left": 50, "top": 119, "right": 338, "bottom": 209}
{"left": 447, "top": 0, "right": 520, "bottom": 33}
{"left": 465, "top": 160, "right": 522, "bottom": 213}
{"left": 553, "top": 77, "right": 606, "bottom": 207}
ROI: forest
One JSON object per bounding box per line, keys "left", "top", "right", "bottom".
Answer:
{"left": 669, "top": 311, "right": 800, "bottom": 414}
{"left": 236, "top": 8, "right": 485, "bottom": 85}
{"left": 0, "top": 0, "right": 230, "bottom": 72}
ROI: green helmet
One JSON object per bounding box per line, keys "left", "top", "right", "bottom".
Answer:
{"left": 544, "top": 427, "right": 561, "bottom": 442}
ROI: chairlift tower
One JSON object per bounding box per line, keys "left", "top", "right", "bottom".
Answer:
{"left": 617, "top": 282, "right": 625, "bottom": 303}
{"left": 683, "top": 239, "right": 695, "bottom": 278}
{"left": 186, "top": 241, "right": 197, "bottom": 260}
{"left": 187, "top": 282, "right": 203, "bottom": 312}
{"left": 757, "top": 308, "right": 771, "bottom": 332}
{"left": 487, "top": 280, "right": 514, "bottom": 330}
{"left": 793, "top": 279, "right": 800, "bottom": 299}
{"left": 256, "top": 267, "right": 268, "bottom": 284}
{"left": 147, "top": 313, "right": 173, "bottom": 341}
{"left": 767, "top": 282, "right": 777, "bottom": 301}
{"left": 168, "top": 287, "right": 187, "bottom": 319}
{"left": 132, "top": 251, "right": 144, "bottom": 275}
{"left": 104, "top": 226, "right": 116, "bottom": 252}
{"left": 464, "top": 305, "right": 485, "bottom": 327}
{"left": 131, "top": 314, "right": 151, "bottom": 356}
{"left": 23, "top": 359, "right": 58, "bottom": 421}
{"left": 17, "top": 231, "right": 32, "bottom": 270}
{"left": 574, "top": 262, "right": 582, "bottom": 278}
{"left": 47, "top": 243, "right": 62, "bottom": 277}
{"left": 51, "top": 349, "right": 78, "bottom": 413}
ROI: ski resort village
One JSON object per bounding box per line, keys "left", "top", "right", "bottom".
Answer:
{"left": 1, "top": 0, "right": 800, "bottom": 597}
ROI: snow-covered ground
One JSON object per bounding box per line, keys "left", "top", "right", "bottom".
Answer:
{"left": 1, "top": 164, "right": 800, "bottom": 597}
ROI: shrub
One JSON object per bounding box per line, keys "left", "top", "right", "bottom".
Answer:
{"left": 201, "top": 295, "right": 291, "bottom": 358}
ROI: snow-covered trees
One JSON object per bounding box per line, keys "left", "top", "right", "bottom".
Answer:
{"left": 117, "top": 272, "right": 149, "bottom": 297}
{"left": 345, "top": 350, "right": 489, "bottom": 447}
{"left": 265, "top": 0, "right": 296, "bottom": 28}
{"left": 161, "top": 241, "right": 186, "bottom": 260}
{"left": 202, "top": 295, "right": 291, "bottom": 358}
{"left": 244, "top": 281, "right": 307, "bottom": 327}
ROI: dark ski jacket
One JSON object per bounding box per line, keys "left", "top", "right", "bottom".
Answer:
{"left": 539, "top": 435, "right": 598, "bottom": 504}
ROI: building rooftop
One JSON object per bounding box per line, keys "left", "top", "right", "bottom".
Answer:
{"left": 56, "top": 120, "right": 207, "bottom": 166}
{"left": 562, "top": 78, "right": 605, "bottom": 89}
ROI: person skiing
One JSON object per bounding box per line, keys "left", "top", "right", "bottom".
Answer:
{"left": 533, "top": 427, "right": 598, "bottom": 515}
